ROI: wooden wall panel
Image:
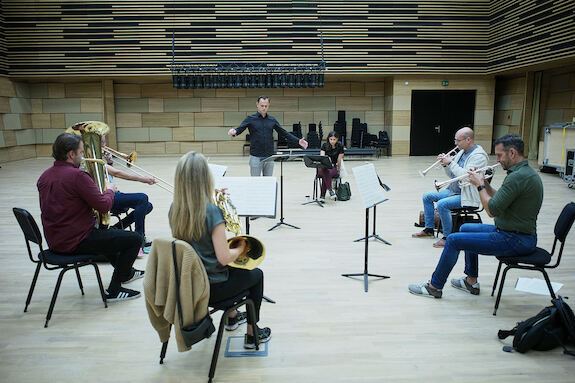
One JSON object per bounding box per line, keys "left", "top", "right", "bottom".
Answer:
{"left": 488, "top": 0, "right": 575, "bottom": 73}
{"left": 3, "top": 0, "right": 490, "bottom": 76}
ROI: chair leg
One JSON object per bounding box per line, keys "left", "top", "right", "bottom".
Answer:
{"left": 493, "top": 266, "right": 511, "bottom": 316}
{"left": 491, "top": 261, "right": 502, "bottom": 297}
{"left": 208, "top": 311, "right": 229, "bottom": 383}
{"left": 160, "top": 325, "right": 171, "bottom": 364}
{"left": 245, "top": 299, "right": 260, "bottom": 351}
{"left": 540, "top": 270, "right": 557, "bottom": 299}
{"left": 91, "top": 263, "right": 108, "bottom": 308}
{"left": 25, "top": 262, "right": 42, "bottom": 312}
{"left": 74, "top": 265, "right": 85, "bottom": 295}
{"left": 45, "top": 268, "right": 69, "bottom": 327}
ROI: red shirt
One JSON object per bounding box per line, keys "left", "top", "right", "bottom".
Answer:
{"left": 37, "top": 161, "right": 115, "bottom": 253}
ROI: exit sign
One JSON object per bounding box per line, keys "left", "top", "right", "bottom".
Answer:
{"left": 441, "top": 81, "right": 449, "bottom": 86}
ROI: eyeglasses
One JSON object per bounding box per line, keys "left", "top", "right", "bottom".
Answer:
{"left": 454, "top": 138, "right": 466, "bottom": 142}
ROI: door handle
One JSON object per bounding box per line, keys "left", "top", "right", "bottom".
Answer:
{"left": 434, "top": 125, "right": 441, "bottom": 133}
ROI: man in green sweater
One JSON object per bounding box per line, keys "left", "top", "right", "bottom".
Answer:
{"left": 409, "top": 134, "right": 544, "bottom": 298}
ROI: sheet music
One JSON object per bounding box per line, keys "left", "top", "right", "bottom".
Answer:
{"left": 209, "top": 163, "right": 227, "bottom": 179}
{"left": 352, "top": 163, "right": 387, "bottom": 209}
{"left": 215, "top": 177, "right": 277, "bottom": 217}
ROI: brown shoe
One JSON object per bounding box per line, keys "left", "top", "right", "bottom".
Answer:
{"left": 433, "top": 238, "right": 446, "bottom": 248}
{"left": 412, "top": 229, "right": 435, "bottom": 238}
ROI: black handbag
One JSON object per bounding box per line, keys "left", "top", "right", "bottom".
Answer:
{"left": 171, "top": 240, "right": 215, "bottom": 347}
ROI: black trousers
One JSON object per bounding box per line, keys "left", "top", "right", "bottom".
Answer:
{"left": 209, "top": 268, "right": 264, "bottom": 323}
{"left": 74, "top": 228, "right": 142, "bottom": 293}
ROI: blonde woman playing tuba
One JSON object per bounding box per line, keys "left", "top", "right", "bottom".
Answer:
{"left": 169, "top": 151, "right": 271, "bottom": 349}
{"left": 37, "top": 133, "right": 145, "bottom": 302}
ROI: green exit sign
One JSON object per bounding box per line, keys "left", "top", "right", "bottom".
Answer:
{"left": 441, "top": 81, "right": 449, "bottom": 86}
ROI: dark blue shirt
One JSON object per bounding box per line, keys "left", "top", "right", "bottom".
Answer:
{"left": 235, "top": 112, "right": 300, "bottom": 157}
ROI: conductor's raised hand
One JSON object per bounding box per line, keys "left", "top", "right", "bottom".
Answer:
{"left": 299, "top": 138, "right": 308, "bottom": 149}
{"left": 228, "top": 128, "right": 237, "bottom": 137}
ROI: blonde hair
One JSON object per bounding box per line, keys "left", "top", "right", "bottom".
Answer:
{"left": 169, "top": 151, "right": 214, "bottom": 242}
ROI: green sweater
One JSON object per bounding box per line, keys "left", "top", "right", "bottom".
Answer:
{"left": 489, "top": 160, "right": 543, "bottom": 235}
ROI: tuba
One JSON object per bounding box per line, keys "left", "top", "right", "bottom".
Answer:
{"left": 215, "top": 190, "right": 265, "bottom": 270}
{"left": 66, "top": 121, "right": 111, "bottom": 228}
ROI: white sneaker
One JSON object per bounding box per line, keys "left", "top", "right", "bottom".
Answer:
{"left": 329, "top": 189, "right": 336, "bottom": 200}
{"left": 319, "top": 197, "right": 326, "bottom": 203}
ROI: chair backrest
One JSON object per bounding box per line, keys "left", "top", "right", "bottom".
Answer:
{"left": 378, "top": 130, "right": 390, "bottom": 144}
{"left": 13, "top": 208, "right": 43, "bottom": 247}
{"left": 555, "top": 202, "right": 575, "bottom": 242}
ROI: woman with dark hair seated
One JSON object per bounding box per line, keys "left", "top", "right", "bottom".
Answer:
{"left": 318, "top": 131, "right": 344, "bottom": 202}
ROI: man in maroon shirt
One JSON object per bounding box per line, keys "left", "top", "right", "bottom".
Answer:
{"left": 37, "top": 133, "right": 144, "bottom": 302}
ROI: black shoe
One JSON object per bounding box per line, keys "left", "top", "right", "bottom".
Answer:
{"left": 329, "top": 189, "right": 336, "bottom": 200}
{"left": 225, "top": 311, "right": 247, "bottom": 331}
{"left": 106, "top": 287, "right": 141, "bottom": 302}
{"left": 244, "top": 326, "right": 272, "bottom": 349}
{"left": 122, "top": 268, "right": 145, "bottom": 284}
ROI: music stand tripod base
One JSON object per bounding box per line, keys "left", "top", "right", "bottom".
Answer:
{"left": 343, "top": 202, "right": 391, "bottom": 292}
{"left": 341, "top": 273, "right": 390, "bottom": 293}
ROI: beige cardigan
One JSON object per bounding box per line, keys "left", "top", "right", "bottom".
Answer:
{"left": 144, "top": 238, "right": 210, "bottom": 352}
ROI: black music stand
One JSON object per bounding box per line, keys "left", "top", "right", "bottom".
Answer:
{"left": 265, "top": 154, "right": 300, "bottom": 231}
{"left": 302, "top": 155, "right": 332, "bottom": 208}
{"left": 343, "top": 200, "right": 391, "bottom": 292}
{"left": 342, "top": 163, "right": 391, "bottom": 292}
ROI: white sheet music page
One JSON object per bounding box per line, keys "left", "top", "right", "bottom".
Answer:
{"left": 208, "top": 163, "right": 227, "bottom": 179}
{"left": 215, "top": 177, "right": 277, "bottom": 217}
{"left": 352, "top": 163, "right": 387, "bottom": 209}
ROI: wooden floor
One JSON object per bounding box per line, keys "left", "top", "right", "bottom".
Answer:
{"left": 1, "top": 155, "right": 574, "bottom": 383}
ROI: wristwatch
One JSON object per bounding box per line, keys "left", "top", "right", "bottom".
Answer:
{"left": 477, "top": 185, "right": 485, "bottom": 192}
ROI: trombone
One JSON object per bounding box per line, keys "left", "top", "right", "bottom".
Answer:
{"left": 419, "top": 146, "right": 459, "bottom": 177}
{"left": 103, "top": 146, "right": 174, "bottom": 193}
{"left": 434, "top": 163, "right": 501, "bottom": 191}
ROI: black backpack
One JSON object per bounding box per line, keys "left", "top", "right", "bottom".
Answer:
{"left": 498, "top": 296, "right": 575, "bottom": 356}
{"left": 336, "top": 182, "right": 351, "bottom": 201}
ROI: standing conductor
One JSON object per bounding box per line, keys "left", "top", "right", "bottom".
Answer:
{"left": 228, "top": 96, "right": 308, "bottom": 176}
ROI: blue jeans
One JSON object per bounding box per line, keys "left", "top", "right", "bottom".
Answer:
{"left": 111, "top": 192, "right": 153, "bottom": 237}
{"left": 423, "top": 189, "right": 462, "bottom": 236}
{"left": 249, "top": 155, "right": 274, "bottom": 176}
{"left": 430, "top": 223, "right": 537, "bottom": 289}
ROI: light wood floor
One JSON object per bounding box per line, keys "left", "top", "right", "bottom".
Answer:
{"left": 1, "top": 155, "right": 574, "bottom": 383}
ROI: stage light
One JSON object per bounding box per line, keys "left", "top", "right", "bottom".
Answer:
{"left": 204, "top": 74, "right": 213, "bottom": 88}
{"left": 280, "top": 73, "right": 287, "bottom": 87}
{"left": 272, "top": 74, "right": 279, "bottom": 88}
{"left": 235, "top": 74, "right": 242, "bottom": 88}
{"left": 183, "top": 75, "right": 191, "bottom": 89}
{"left": 266, "top": 74, "right": 272, "bottom": 88}
{"left": 257, "top": 74, "right": 265, "bottom": 88}
{"left": 242, "top": 74, "right": 249, "bottom": 88}
{"left": 295, "top": 74, "right": 303, "bottom": 88}
{"left": 249, "top": 74, "right": 257, "bottom": 88}
{"left": 318, "top": 73, "right": 324, "bottom": 87}
{"left": 310, "top": 74, "right": 317, "bottom": 87}
{"left": 287, "top": 73, "right": 295, "bottom": 88}
{"left": 172, "top": 75, "right": 180, "bottom": 89}
{"left": 195, "top": 76, "right": 204, "bottom": 89}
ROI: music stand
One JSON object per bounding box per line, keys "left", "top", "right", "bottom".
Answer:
{"left": 342, "top": 163, "right": 391, "bottom": 292}
{"left": 264, "top": 154, "right": 301, "bottom": 231}
{"left": 302, "top": 155, "right": 333, "bottom": 208}
{"left": 214, "top": 176, "right": 278, "bottom": 303}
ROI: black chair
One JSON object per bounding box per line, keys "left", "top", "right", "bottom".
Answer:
{"left": 12, "top": 208, "right": 108, "bottom": 327}
{"left": 111, "top": 207, "right": 133, "bottom": 231}
{"left": 491, "top": 202, "right": 575, "bottom": 315}
{"left": 159, "top": 291, "right": 258, "bottom": 383}
{"left": 371, "top": 130, "right": 391, "bottom": 157}
{"left": 242, "top": 134, "right": 251, "bottom": 156}
{"left": 436, "top": 207, "right": 483, "bottom": 238}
